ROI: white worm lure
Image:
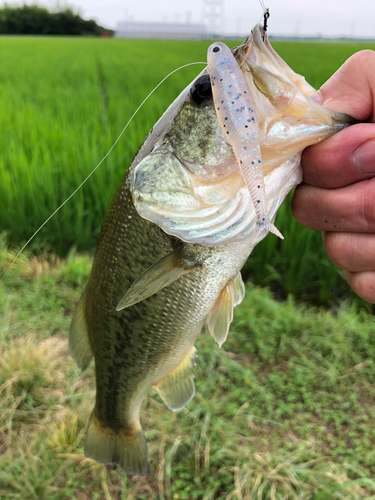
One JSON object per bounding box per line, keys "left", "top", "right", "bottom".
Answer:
{"left": 207, "top": 42, "right": 284, "bottom": 242}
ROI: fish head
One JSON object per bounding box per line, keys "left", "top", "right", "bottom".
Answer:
{"left": 130, "top": 70, "right": 243, "bottom": 219}
{"left": 163, "top": 82, "right": 238, "bottom": 182}
{"left": 130, "top": 24, "right": 354, "bottom": 248}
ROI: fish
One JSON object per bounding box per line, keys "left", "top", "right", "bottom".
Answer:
{"left": 68, "top": 22, "right": 354, "bottom": 475}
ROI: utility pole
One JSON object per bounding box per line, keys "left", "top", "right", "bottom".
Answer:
{"left": 236, "top": 17, "right": 241, "bottom": 37}
{"left": 202, "top": 0, "right": 224, "bottom": 37}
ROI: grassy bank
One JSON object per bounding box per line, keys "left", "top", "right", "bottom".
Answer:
{"left": 1, "top": 37, "right": 375, "bottom": 302}
{"left": 2, "top": 242, "right": 375, "bottom": 499}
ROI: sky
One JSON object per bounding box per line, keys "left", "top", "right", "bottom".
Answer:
{"left": 3, "top": 0, "right": 375, "bottom": 38}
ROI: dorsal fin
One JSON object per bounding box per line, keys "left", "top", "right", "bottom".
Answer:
{"left": 69, "top": 289, "right": 93, "bottom": 371}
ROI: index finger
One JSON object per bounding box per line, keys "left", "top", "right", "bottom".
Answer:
{"left": 301, "top": 50, "right": 375, "bottom": 189}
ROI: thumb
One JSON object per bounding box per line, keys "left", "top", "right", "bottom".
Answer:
{"left": 311, "top": 50, "right": 375, "bottom": 122}
{"left": 300, "top": 50, "right": 375, "bottom": 188}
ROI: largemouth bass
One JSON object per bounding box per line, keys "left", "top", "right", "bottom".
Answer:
{"left": 69, "top": 23, "right": 353, "bottom": 475}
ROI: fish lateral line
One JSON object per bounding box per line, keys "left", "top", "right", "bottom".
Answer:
{"left": 206, "top": 41, "right": 283, "bottom": 242}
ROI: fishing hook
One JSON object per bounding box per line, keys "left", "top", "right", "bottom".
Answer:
{"left": 263, "top": 8, "right": 270, "bottom": 40}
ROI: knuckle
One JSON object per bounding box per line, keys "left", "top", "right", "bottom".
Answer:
{"left": 291, "top": 185, "right": 323, "bottom": 228}
{"left": 291, "top": 187, "right": 305, "bottom": 222}
{"left": 324, "top": 232, "right": 340, "bottom": 266}
{"left": 360, "top": 179, "right": 375, "bottom": 231}
{"left": 324, "top": 232, "right": 350, "bottom": 269}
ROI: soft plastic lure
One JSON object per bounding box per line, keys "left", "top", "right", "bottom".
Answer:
{"left": 207, "top": 42, "right": 283, "bottom": 241}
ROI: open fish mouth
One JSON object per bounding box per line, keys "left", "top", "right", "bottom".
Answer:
{"left": 130, "top": 23, "right": 354, "bottom": 248}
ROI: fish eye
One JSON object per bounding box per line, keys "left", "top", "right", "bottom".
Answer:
{"left": 191, "top": 74, "right": 213, "bottom": 107}
{"left": 213, "top": 46, "right": 220, "bottom": 53}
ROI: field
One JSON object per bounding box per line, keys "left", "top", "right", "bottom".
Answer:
{"left": 1, "top": 35, "right": 375, "bottom": 499}
{"left": 1, "top": 36, "right": 375, "bottom": 301}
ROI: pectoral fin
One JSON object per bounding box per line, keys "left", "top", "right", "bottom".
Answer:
{"left": 233, "top": 272, "right": 246, "bottom": 306}
{"left": 116, "top": 247, "right": 200, "bottom": 311}
{"left": 154, "top": 346, "right": 197, "bottom": 411}
{"left": 207, "top": 273, "right": 246, "bottom": 347}
{"left": 207, "top": 282, "right": 234, "bottom": 347}
{"left": 69, "top": 289, "right": 93, "bottom": 371}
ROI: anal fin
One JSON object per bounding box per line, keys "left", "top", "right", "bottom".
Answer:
{"left": 154, "top": 346, "right": 197, "bottom": 411}
{"left": 117, "top": 247, "right": 200, "bottom": 310}
{"left": 69, "top": 289, "right": 93, "bottom": 371}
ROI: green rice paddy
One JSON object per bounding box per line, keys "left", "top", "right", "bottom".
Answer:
{"left": 1, "top": 36, "right": 375, "bottom": 301}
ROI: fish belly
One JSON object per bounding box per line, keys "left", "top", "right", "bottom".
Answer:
{"left": 80, "top": 176, "right": 250, "bottom": 474}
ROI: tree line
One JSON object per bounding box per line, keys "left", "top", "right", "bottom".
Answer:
{"left": 0, "top": 4, "right": 111, "bottom": 35}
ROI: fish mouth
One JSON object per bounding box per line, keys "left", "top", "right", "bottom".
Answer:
{"left": 177, "top": 152, "right": 239, "bottom": 183}
{"left": 130, "top": 22, "right": 353, "bottom": 248}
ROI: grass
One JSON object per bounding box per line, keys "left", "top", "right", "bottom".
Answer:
{"left": 1, "top": 37, "right": 375, "bottom": 302}
{"left": 2, "top": 238, "right": 375, "bottom": 499}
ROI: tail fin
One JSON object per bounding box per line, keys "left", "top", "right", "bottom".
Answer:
{"left": 250, "top": 217, "right": 284, "bottom": 247}
{"left": 84, "top": 411, "right": 148, "bottom": 475}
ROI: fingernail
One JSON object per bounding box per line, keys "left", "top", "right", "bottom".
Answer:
{"left": 310, "top": 90, "right": 323, "bottom": 104}
{"left": 352, "top": 140, "right": 375, "bottom": 175}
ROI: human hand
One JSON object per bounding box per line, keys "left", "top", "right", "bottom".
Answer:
{"left": 292, "top": 50, "right": 375, "bottom": 302}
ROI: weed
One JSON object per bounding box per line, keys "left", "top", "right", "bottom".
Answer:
{"left": 2, "top": 249, "right": 375, "bottom": 498}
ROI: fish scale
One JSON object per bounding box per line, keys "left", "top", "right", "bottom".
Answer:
{"left": 207, "top": 41, "right": 283, "bottom": 241}
{"left": 70, "top": 173, "right": 250, "bottom": 473}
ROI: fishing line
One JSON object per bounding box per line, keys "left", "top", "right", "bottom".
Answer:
{"left": 257, "top": 0, "right": 270, "bottom": 40}
{"left": 258, "top": 0, "right": 267, "bottom": 14}
{"left": 1, "top": 60, "right": 206, "bottom": 282}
